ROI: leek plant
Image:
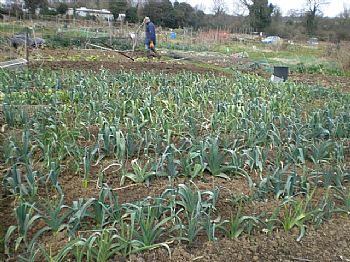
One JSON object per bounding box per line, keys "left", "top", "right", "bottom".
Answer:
{"left": 280, "top": 191, "right": 320, "bottom": 241}
{"left": 120, "top": 159, "right": 156, "bottom": 186}
{"left": 218, "top": 205, "right": 260, "bottom": 239}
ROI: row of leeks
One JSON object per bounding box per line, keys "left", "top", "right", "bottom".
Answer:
{"left": 4, "top": 178, "right": 350, "bottom": 260}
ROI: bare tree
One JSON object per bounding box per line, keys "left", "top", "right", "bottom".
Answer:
{"left": 232, "top": 0, "right": 247, "bottom": 16}
{"left": 195, "top": 3, "right": 206, "bottom": 12}
{"left": 212, "top": 0, "right": 227, "bottom": 15}
{"left": 338, "top": 3, "right": 350, "bottom": 19}
{"left": 304, "top": 0, "right": 329, "bottom": 35}
{"left": 305, "top": 0, "right": 328, "bottom": 15}
{"left": 237, "top": 0, "right": 252, "bottom": 9}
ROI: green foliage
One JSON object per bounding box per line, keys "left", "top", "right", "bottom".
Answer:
{"left": 5, "top": 202, "right": 47, "bottom": 254}
{"left": 45, "top": 35, "right": 133, "bottom": 49}
{"left": 109, "top": 0, "right": 127, "bottom": 20}
{"left": 125, "top": 6, "right": 138, "bottom": 23}
{"left": 85, "top": 229, "right": 122, "bottom": 261}
{"left": 39, "top": 195, "right": 72, "bottom": 232}
{"left": 56, "top": 3, "right": 68, "bottom": 15}
{"left": 141, "top": 0, "right": 202, "bottom": 28}
{"left": 280, "top": 192, "right": 320, "bottom": 241}
{"left": 333, "top": 187, "right": 350, "bottom": 214}
{"left": 121, "top": 159, "right": 156, "bottom": 186}
{"left": 261, "top": 206, "right": 281, "bottom": 235}
{"left": 23, "top": 0, "right": 47, "bottom": 14}
{"left": 293, "top": 62, "right": 345, "bottom": 76}
{"left": 3, "top": 164, "right": 39, "bottom": 198}
{"left": 219, "top": 205, "right": 260, "bottom": 239}
{"left": 246, "top": 0, "right": 274, "bottom": 31}
{"left": 201, "top": 138, "right": 232, "bottom": 179}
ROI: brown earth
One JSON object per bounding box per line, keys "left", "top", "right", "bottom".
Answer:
{"left": 0, "top": 174, "right": 15, "bottom": 260}
{"left": 29, "top": 60, "right": 226, "bottom": 76}
{"left": 291, "top": 73, "right": 350, "bottom": 93}
{"left": 135, "top": 216, "right": 350, "bottom": 262}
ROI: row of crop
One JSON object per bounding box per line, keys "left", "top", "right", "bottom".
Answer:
{"left": 3, "top": 123, "right": 349, "bottom": 192}
{"left": 4, "top": 182, "right": 350, "bottom": 261}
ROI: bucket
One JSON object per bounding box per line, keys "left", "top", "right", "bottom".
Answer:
{"left": 273, "top": 66, "right": 289, "bottom": 81}
{"left": 170, "top": 32, "right": 177, "bottom": 40}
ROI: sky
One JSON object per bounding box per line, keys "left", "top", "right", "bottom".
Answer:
{"left": 183, "top": 0, "right": 348, "bottom": 17}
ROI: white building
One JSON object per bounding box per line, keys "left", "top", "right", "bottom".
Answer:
{"left": 1, "top": 0, "right": 25, "bottom": 8}
{"left": 67, "top": 7, "right": 113, "bottom": 21}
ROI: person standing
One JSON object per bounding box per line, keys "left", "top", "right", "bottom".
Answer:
{"left": 144, "top": 17, "right": 158, "bottom": 58}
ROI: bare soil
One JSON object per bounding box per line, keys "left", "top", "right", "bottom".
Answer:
{"left": 29, "top": 60, "right": 225, "bottom": 76}
{"left": 0, "top": 176, "right": 15, "bottom": 260}
{"left": 291, "top": 73, "right": 350, "bottom": 93}
{"left": 135, "top": 217, "right": 350, "bottom": 262}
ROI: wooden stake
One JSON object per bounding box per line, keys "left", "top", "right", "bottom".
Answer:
{"left": 25, "top": 28, "right": 29, "bottom": 62}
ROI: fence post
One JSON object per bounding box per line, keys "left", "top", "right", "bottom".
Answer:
{"left": 109, "top": 17, "right": 112, "bottom": 45}
{"left": 25, "top": 27, "right": 29, "bottom": 62}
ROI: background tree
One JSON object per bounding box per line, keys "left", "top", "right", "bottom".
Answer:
{"left": 109, "top": 0, "right": 128, "bottom": 20}
{"left": 160, "top": 0, "right": 175, "bottom": 27}
{"left": 125, "top": 6, "right": 139, "bottom": 23}
{"left": 142, "top": 0, "right": 175, "bottom": 27}
{"left": 193, "top": 9, "right": 206, "bottom": 29}
{"left": 56, "top": 3, "right": 68, "bottom": 15}
{"left": 266, "top": 6, "right": 282, "bottom": 35}
{"left": 24, "top": 0, "right": 47, "bottom": 14}
{"left": 304, "top": 0, "right": 328, "bottom": 35}
{"left": 331, "top": 5, "right": 350, "bottom": 41}
{"left": 212, "top": 0, "right": 227, "bottom": 16}
{"left": 142, "top": 0, "right": 163, "bottom": 25}
{"left": 240, "top": 0, "right": 274, "bottom": 31}
{"left": 174, "top": 1, "right": 195, "bottom": 28}
{"left": 339, "top": 4, "right": 350, "bottom": 20}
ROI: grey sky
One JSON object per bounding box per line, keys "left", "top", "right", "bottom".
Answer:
{"left": 183, "top": 0, "right": 348, "bottom": 17}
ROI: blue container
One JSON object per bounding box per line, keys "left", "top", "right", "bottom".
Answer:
{"left": 170, "top": 32, "right": 177, "bottom": 40}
